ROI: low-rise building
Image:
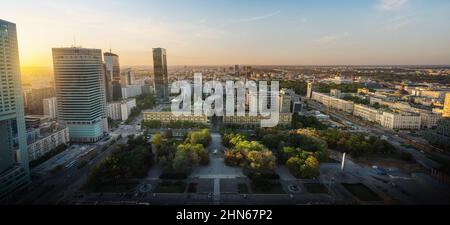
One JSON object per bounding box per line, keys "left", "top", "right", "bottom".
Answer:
{"left": 121, "top": 85, "right": 143, "bottom": 99}
{"left": 27, "top": 124, "right": 69, "bottom": 161}
{"left": 419, "top": 111, "right": 441, "bottom": 129}
{"left": 107, "top": 98, "right": 137, "bottom": 121}
{"left": 311, "top": 92, "right": 354, "bottom": 114}
{"left": 223, "top": 113, "right": 292, "bottom": 126}
{"left": 353, "top": 104, "right": 382, "bottom": 123}
{"left": 381, "top": 111, "right": 421, "bottom": 130}
{"left": 143, "top": 111, "right": 209, "bottom": 124}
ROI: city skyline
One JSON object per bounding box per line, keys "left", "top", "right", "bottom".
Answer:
{"left": 1, "top": 0, "right": 450, "bottom": 69}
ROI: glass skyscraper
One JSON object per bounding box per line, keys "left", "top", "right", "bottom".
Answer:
{"left": 52, "top": 47, "right": 108, "bottom": 143}
{"left": 153, "top": 48, "right": 169, "bottom": 101}
{"left": 0, "top": 19, "right": 30, "bottom": 199}
{"left": 104, "top": 52, "right": 122, "bottom": 101}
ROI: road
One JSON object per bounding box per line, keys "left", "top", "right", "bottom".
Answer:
{"left": 306, "top": 99, "right": 441, "bottom": 170}
{"left": 12, "top": 111, "right": 145, "bottom": 205}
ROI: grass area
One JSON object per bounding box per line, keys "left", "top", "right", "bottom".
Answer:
{"left": 238, "top": 183, "right": 249, "bottom": 194}
{"left": 187, "top": 183, "right": 198, "bottom": 193}
{"left": 84, "top": 181, "right": 139, "bottom": 193}
{"left": 251, "top": 181, "right": 285, "bottom": 194}
{"left": 303, "top": 183, "right": 329, "bottom": 194}
{"left": 342, "top": 183, "right": 382, "bottom": 202}
{"left": 154, "top": 181, "right": 187, "bottom": 193}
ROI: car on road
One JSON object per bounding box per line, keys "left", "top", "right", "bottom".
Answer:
{"left": 372, "top": 166, "right": 388, "bottom": 176}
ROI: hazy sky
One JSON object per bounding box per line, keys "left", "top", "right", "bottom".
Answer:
{"left": 1, "top": 0, "right": 450, "bottom": 67}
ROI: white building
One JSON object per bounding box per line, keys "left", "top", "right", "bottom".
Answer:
{"left": 311, "top": 92, "right": 354, "bottom": 114}
{"left": 121, "top": 85, "right": 143, "bottom": 99}
{"left": 419, "top": 112, "right": 440, "bottom": 129}
{"left": 43, "top": 97, "right": 58, "bottom": 120}
{"left": 27, "top": 125, "right": 70, "bottom": 161}
{"left": 381, "top": 111, "right": 421, "bottom": 130}
{"left": 353, "top": 104, "right": 382, "bottom": 123}
{"left": 107, "top": 98, "right": 137, "bottom": 121}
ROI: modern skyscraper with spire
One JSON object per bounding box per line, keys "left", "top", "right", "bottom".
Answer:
{"left": 52, "top": 47, "right": 108, "bottom": 143}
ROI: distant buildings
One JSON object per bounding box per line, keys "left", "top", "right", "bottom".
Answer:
{"left": 107, "top": 98, "right": 137, "bottom": 121}
{"left": 380, "top": 111, "right": 422, "bottom": 130}
{"left": 104, "top": 52, "right": 122, "bottom": 101}
{"left": 121, "top": 84, "right": 143, "bottom": 99}
{"left": 43, "top": 97, "right": 57, "bottom": 120}
{"left": 24, "top": 87, "right": 55, "bottom": 115}
{"left": 443, "top": 93, "right": 450, "bottom": 118}
{"left": 144, "top": 111, "right": 209, "bottom": 124}
{"left": 153, "top": 48, "right": 169, "bottom": 101}
{"left": 279, "top": 89, "right": 292, "bottom": 113}
{"left": 311, "top": 92, "right": 354, "bottom": 114}
{"left": 52, "top": 47, "right": 108, "bottom": 143}
{"left": 223, "top": 113, "right": 293, "bottom": 126}
{"left": 0, "top": 19, "right": 30, "bottom": 199}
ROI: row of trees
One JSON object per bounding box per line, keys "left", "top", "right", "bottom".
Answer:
{"left": 280, "top": 129, "right": 328, "bottom": 179}
{"left": 153, "top": 129, "right": 211, "bottom": 175}
{"left": 318, "top": 83, "right": 361, "bottom": 94}
{"left": 291, "top": 114, "right": 328, "bottom": 130}
{"left": 224, "top": 129, "right": 327, "bottom": 179}
{"left": 223, "top": 134, "right": 277, "bottom": 171}
{"left": 125, "top": 93, "right": 156, "bottom": 124}
{"left": 342, "top": 95, "right": 370, "bottom": 105}
{"left": 320, "top": 129, "right": 396, "bottom": 157}
{"left": 87, "top": 136, "right": 154, "bottom": 188}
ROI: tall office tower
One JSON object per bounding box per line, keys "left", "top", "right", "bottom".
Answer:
{"left": 102, "top": 63, "right": 113, "bottom": 102}
{"left": 307, "top": 81, "right": 313, "bottom": 99}
{"left": 124, "top": 69, "right": 135, "bottom": 86}
{"left": 104, "top": 52, "right": 122, "bottom": 101}
{"left": 153, "top": 48, "right": 169, "bottom": 101}
{"left": 443, "top": 93, "right": 450, "bottom": 118}
{"left": 0, "top": 19, "right": 30, "bottom": 199}
{"left": 52, "top": 47, "right": 108, "bottom": 143}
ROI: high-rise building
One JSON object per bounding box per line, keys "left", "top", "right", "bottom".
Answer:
{"left": 52, "top": 47, "right": 108, "bottom": 143}
{"left": 43, "top": 97, "right": 57, "bottom": 119}
{"left": 24, "top": 87, "right": 55, "bottom": 115}
{"left": 104, "top": 52, "right": 122, "bottom": 101}
{"left": 0, "top": 19, "right": 30, "bottom": 199}
{"left": 443, "top": 93, "right": 450, "bottom": 118}
{"left": 307, "top": 81, "right": 313, "bottom": 98}
{"left": 153, "top": 48, "right": 169, "bottom": 101}
{"left": 102, "top": 63, "right": 113, "bottom": 102}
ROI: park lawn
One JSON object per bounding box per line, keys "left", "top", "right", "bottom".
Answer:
{"left": 187, "top": 183, "right": 198, "bottom": 193}
{"left": 85, "top": 181, "right": 139, "bottom": 193}
{"left": 238, "top": 183, "right": 249, "bottom": 194}
{"left": 342, "top": 183, "right": 382, "bottom": 202}
{"left": 251, "top": 181, "right": 285, "bottom": 194}
{"left": 154, "top": 181, "right": 187, "bottom": 193}
{"left": 303, "top": 183, "right": 329, "bottom": 194}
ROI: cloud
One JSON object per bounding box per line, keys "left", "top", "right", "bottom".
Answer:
{"left": 315, "top": 32, "right": 350, "bottom": 45}
{"left": 225, "top": 10, "right": 281, "bottom": 25}
{"left": 383, "top": 15, "right": 413, "bottom": 30}
{"left": 379, "top": 0, "right": 409, "bottom": 11}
